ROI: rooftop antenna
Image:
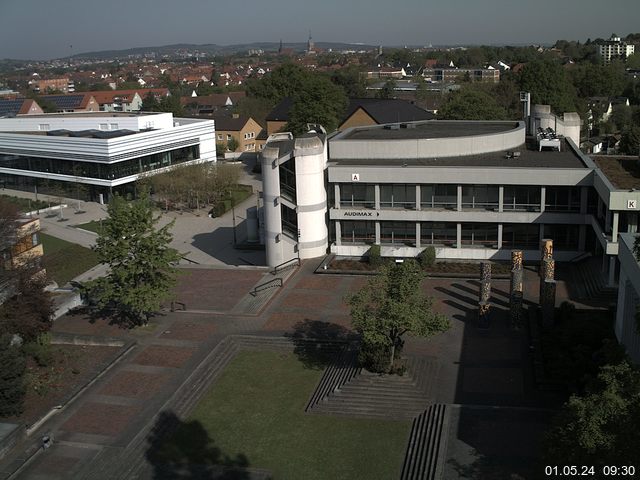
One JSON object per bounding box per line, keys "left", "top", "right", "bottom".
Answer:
{"left": 69, "top": 44, "right": 73, "bottom": 68}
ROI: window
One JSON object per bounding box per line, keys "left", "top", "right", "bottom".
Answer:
{"left": 227, "top": 134, "right": 232, "bottom": 141}
{"left": 421, "top": 184, "right": 457, "bottom": 209}
{"left": 503, "top": 186, "right": 541, "bottom": 211}
{"left": 380, "top": 184, "right": 416, "bottom": 209}
{"left": 421, "top": 222, "right": 457, "bottom": 246}
{"left": 99, "top": 123, "right": 108, "bottom": 130}
{"left": 340, "top": 184, "right": 374, "bottom": 208}
{"left": 461, "top": 223, "right": 498, "bottom": 248}
{"left": 545, "top": 187, "right": 580, "bottom": 212}
{"left": 462, "top": 185, "right": 499, "bottom": 210}
{"left": 38, "top": 124, "right": 50, "bottom": 131}
{"left": 341, "top": 221, "right": 375, "bottom": 244}
{"left": 217, "top": 134, "right": 223, "bottom": 140}
{"left": 281, "top": 205, "right": 298, "bottom": 239}
{"left": 502, "top": 224, "right": 539, "bottom": 249}
{"left": 380, "top": 221, "right": 415, "bottom": 245}
{"left": 279, "top": 159, "right": 296, "bottom": 202}
{"left": 109, "top": 123, "right": 119, "bottom": 130}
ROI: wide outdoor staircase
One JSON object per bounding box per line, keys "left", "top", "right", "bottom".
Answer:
{"left": 308, "top": 355, "right": 440, "bottom": 420}
{"left": 572, "top": 257, "right": 617, "bottom": 305}
{"left": 400, "top": 404, "right": 449, "bottom": 480}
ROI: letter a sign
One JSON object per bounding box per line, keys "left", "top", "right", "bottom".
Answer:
{"left": 351, "top": 173, "right": 360, "bottom": 182}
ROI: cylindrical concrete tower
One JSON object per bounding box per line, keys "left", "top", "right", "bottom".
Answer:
{"left": 294, "top": 135, "right": 328, "bottom": 260}
{"left": 261, "top": 141, "right": 286, "bottom": 267}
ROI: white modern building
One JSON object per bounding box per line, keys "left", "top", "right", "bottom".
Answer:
{"left": 259, "top": 111, "right": 640, "bottom": 292}
{"left": 598, "top": 35, "right": 635, "bottom": 65}
{"left": 0, "top": 112, "right": 216, "bottom": 201}
{"left": 615, "top": 233, "right": 640, "bottom": 364}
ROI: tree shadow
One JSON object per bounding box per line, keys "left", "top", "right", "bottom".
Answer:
{"left": 284, "top": 320, "right": 359, "bottom": 370}
{"left": 146, "top": 411, "right": 262, "bottom": 480}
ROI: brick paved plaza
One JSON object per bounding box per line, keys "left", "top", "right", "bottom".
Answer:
{"left": 7, "top": 261, "right": 583, "bottom": 479}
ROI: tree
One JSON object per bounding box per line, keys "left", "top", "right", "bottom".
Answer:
{"left": 376, "top": 79, "right": 397, "bottom": 99}
{"left": 544, "top": 361, "right": 640, "bottom": 468}
{"left": 517, "top": 59, "right": 578, "bottom": 113}
{"left": 141, "top": 92, "right": 160, "bottom": 111}
{"left": 346, "top": 260, "right": 449, "bottom": 372}
{"left": 0, "top": 274, "right": 53, "bottom": 341}
{"left": 330, "top": 66, "right": 367, "bottom": 98}
{"left": 82, "top": 192, "right": 181, "bottom": 327}
{"left": 438, "top": 88, "right": 509, "bottom": 120}
{"left": 286, "top": 75, "right": 348, "bottom": 135}
{"left": 226, "top": 137, "right": 240, "bottom": 152}
{"left": 620, "top": 126, "right": 640, "bottom": 155}
{"left": 0, "top": 334, "right": 26, "bottom": 417}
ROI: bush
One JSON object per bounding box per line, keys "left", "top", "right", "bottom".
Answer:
{"left": 368, "top": 244, "right": 382, "bottom": 268}
{"left": 417, "top": 246, "right": 436, "bottom": 269}
{"left": 358, "top": 340, "right": 391, "bottom": 373}
{"left": 23, "top": 333, "right": 53, "bottom": 367}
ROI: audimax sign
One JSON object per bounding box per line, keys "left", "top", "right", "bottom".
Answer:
{"left": 343, "top": 211, "right": 380, "bottom": 217}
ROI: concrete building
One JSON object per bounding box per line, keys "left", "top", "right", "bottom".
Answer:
{"left": 0, "top": 112, "right": 216, "bottom": 202}
{"left": 614, "top": 233, "right": 640, "bottom": 363}
{"left": 259, "top": 110, "right": 640, "bottom": 292}
{"left": 598, "top": 35, "right": 635, "bottom": 65}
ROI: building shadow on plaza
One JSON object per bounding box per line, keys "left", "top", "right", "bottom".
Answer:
{"left": 192, "top": 224, "right": 266, "bottom": 266}
{"left": 285, "top": 319, "right": 359, "bottom": 370}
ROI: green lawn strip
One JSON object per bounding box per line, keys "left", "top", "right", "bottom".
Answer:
{"left": 164, "top": 350, "right": 411, "bottom": 480}
{"left": 0, "top": 194, "right": 49, "bottom": 213}
{"left": 39, "top": 233, "right": 100, "bottom": 286}
{"left": 74, "top": 220, "right": 103, "bottom": 234}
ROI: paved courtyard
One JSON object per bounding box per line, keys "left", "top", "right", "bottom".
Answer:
{"left": 0, "top": 258, "right": 579, "bottom": 480}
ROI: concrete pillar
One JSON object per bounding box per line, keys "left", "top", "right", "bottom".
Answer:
{"left": 374, "top": 184, "right": 380, "bottom": 210}
{"left": 478, "top": 302, "right": 491, "bottom": 328}
{"left": 580, "top": 186, "right": 588, "bottom": 214}
{"left": 605, "top": 208, "right": 611, "bottom": 233}
{"left": 578, "top": 224, "right": 586, "bottom": 251}
{"left": 456, "top": 223, "right": 462, "bottom": 249}
{"left": 375, "top": 221, "right": 380, "bottom": 244}
{"left": 415, "top": 185, "right": 421, "bottom": 211}
{"left": 415, "top": 223, "right": 421, "bottom": 248}
{"left": 539, "top": 224, "right": 545, "bottom": 241}
{"left": 609, "top": 256, "right": 616, "bottom": 287}
{"left": 612, "top": 211, "right": 619, "bottom": 242}
{"left": 497, "top": 224, "right": 503, "bottom": 249}
{"left": 335, "top": 221, "right": 342, "bottom": 246}
{"left": 597, "top": 196, "right": 603, "bottom": 220}
{"left": 334, "top": 184, "right": 340, "bottom": 209}
{"left": 498, "top": 186, "right": 504, "bottom": 213}
{"left": 457, "top": 185, "right": 462, "bottom": 212}
{"left": 540, "top": 186, "right": 546, "bottom": 213}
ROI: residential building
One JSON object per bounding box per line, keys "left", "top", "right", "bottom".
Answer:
{"left": 213, "top": 114, "right": 262, "bottom": 153}
{"left": 0, "top": 98, "right": 44, "bottom": 117}
{"left": 421, "top": 67, "right": 500, "bottom": 83}
{"left": 30, "top": 78, "right": 75, "bottom": 94}
{"left": 0, "top": 112, "right": 216, "bottom": 202}
{"left": 89, "top": 90, "right": 144, "bottom": 112}
{"left": 265, "top": 97, "right": 435, "bottom": 136}
{"left": 39, "top": 94, "right": 100, "bottom": 113}
{"left": 598, "top": 35, "right": 635, "bottom": 65}
{"left": 181, "top": 92, "right": 246, "bottom": 116}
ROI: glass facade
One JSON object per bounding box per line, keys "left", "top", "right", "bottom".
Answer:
{"left": 380, "top": 184, "right": 416, "bottom": 209}
{"left": 544, "top": 224, "right": 580, "bottom": 250}
{"left": 461, "top": 185, "right": 499, "bottom": 210}
{"left": 503, "top": 186, "right": 541, "bottom": 211}
{"left": 502, "top": 223, "right": 539, "bottom": 249}
{"left": 0, "top": 145, "right": 199, "bottom": 181}
{"left": 340, "top": 183, "right": 374, "bottom": 208}
{"left": 545, "top": 187, "right": 580, "bottom": 212}
{"left": 281, "top": 204, "right": 298, "bottom": 239}
{"left": 279, "top": 159, "right": 296, "bottom": 202}
{"left": 380, "top": 221, "right": 415, "bottom": 245}
{"left": 421, "top": 184, "right": 457, "bottom": 209}
{"left": 340, "top": 220, "right": 375, "bottom": 244}
{"left": 420, "top": 222, "right": 457, "bottom": 246}
{"left": 461, "top": 223, "right": 498, "bottom": 248}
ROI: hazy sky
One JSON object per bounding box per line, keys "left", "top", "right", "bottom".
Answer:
{"left": 1, "top": 0, "right": 639, "bottom": 60}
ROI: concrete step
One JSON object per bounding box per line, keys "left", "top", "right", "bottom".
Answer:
{"left": 401, "top": 404, "right": 448, "bottom": 480}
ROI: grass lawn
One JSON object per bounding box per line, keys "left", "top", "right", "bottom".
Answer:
{"left": 157, "top": 350, "right": 411, "bottom": 480}
{"left": 0, "top": 194, "right": 49, "bottom": 213}
{"left": 74, "top": 220, "right": 104, "bottom": 234}
{"left": 40, "top": 233, "right": 100, "bottom": 285}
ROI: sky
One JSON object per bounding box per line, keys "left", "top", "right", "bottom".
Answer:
{"left": 0, "top": 0, "right": 639, "bottom": 60}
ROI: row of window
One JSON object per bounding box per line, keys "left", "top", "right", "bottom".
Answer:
{"left": 338, "top": 221, "right": 580, "bottom": 250}
{"left": 0, "top": 145, "right": 199, "bottom": 181}
{"left": 337, "top": 184, "right": 587, "bottom": 212}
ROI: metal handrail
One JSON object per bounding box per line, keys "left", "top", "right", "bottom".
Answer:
{"left": 251, "top": 278, "right": 283, "bottom": 296}
{"left": 272, "top": 257, "right": 300, "bottom": 274}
